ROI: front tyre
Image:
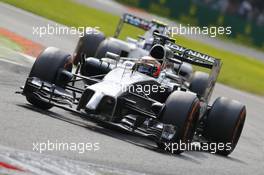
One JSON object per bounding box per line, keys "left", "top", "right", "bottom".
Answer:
{"left": 24, "top": 47, "right": 72, "bottom": 110}
{"left": 73, "top": 30, "right": 105, "bottom": 65}
{"left": 158, "top": 91, "right": 200, "bottom": 154}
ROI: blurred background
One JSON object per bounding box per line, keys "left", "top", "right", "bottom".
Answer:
{"left": 118, "top": 0, "right": 264, "bottom": 50}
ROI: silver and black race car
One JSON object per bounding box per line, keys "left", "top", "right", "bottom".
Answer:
{"left": 73, "top": 13, "right": 169, "bottom": 64}
{"left": 74, "top": 13, "right": 193, "bottom": 84}
{"left": 19, "top": 34, "right": 246, "bottom": 155}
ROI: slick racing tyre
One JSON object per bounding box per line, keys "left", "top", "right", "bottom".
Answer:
{"left": 189, "top": 71, "right": 209, "bottom": 98}
{"left": 157, "top": 91, "right": 200, "bottom": 154}
{"left": 203, "top": 97, "right": 246, "bottom": 156}
{"left": 25, "top": 47, "right": 72, "bottom": 110}
{"left": 94, "top": 38, "right": 122, "bottom": 59}
{"left": 73, "top": 30, "right": 105, "bottom": 65}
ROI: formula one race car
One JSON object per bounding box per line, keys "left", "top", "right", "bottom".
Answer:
{"left": 74, "top": 13, "right": 193, "bottom": 83}
{"left": 20, "top": 38, "right": 246, "bottom": 156}
{"left": 73, "top": 13, "right": 168, "bottom": 64}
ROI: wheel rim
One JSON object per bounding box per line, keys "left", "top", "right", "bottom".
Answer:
{"left": 231, "top": 108, "right": 246, "bottom": 148}
{"left": 182, "top": 101, "right": 200, "bottom": 143}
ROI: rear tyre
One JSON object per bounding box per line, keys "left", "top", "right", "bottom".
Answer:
{"left": 173, "top": 62, "right": 193, "bottom": 80}
{"left": 73, "top": 30, "right": 105, "bottom": 65}
{"left": 95, "top": 39, "right": 122, "bottom": 59}
{"left": 25, "top": 47, "right": 72, "bottom": 110}
{"left": 189, "top": 71, "right": 209, "bottom": 97}
{"left": 203, "top": 97, "right": 246, "bottom": 156}
{"left": 157, "top": 91, "right": 200, "bottom": 154}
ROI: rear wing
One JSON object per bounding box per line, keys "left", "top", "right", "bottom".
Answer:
{"left": 167, "top": 43, "right": 217, "bottom": 69}
{"left": 114, "top": 13, "right": 167, "bottom": 38}
{"left": 167, "top": 43, "right": 222, "bottom": 103}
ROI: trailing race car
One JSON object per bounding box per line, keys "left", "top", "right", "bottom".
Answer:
{"left": 74, "top": 13, "right": 193, "bottom": 83}
{"left": 19, "top": 37, "right": 246, "bottom": 155}
{"left": 73, "top": 13, "right": 169, "bottom": 65}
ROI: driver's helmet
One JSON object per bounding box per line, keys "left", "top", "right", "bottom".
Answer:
{"left": 133, "top": 56, "right": 161, "bottom": 78}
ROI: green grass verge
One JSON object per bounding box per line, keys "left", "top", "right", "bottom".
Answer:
{"left": 1, "top": 0, "right": 264, "bottom": 95}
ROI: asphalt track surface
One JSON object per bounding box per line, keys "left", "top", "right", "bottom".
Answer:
{"left": 0, "top": 2, "right": 264, "bottom": 175}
